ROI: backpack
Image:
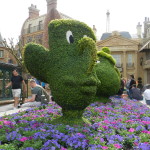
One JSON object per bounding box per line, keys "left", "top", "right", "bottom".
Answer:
{"left": 36, "top": 85, "right": 50, "bottom": 105}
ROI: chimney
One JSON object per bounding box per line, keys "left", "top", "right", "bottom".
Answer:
{"left": 93, "top": 25, "right": 97, "bottom": 35}
{"left": 46, "top": 0, "right": 57, "bottom": 13}
{"left": 28, "top": 4, "right": 40, "bottom": 19}
{"left": 136, "top": 22, "right": 142, "bottom": 38}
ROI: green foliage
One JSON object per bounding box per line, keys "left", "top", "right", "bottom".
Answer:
{"left": 95, "top": 49, "right": 120, "bottom": 97}
{"left": 0, "top": 144, "right": 16, "bottom": 150}
{"left": 97, "top": 50, "right": 116, "bottom": 65}
{"left": 24, "top": 19, "right": 99, "bottom": 122}
{"left": 101, "top": 47, "right": 111, "bottom": 54}
{"left": 24, "top": 43, "right": 49, "bottom": 83}
{"left": 52, "top": 110, "right": 85, "bottom": 125}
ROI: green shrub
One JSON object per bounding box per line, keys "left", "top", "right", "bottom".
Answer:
{"left": 101, "top": 47, "right": 111, "bottom": 54}
{"left": 95, "top": 47, "right": 120, "bottom": 98}
{"left": 24, "top": 19, "right": 99, "bottom": 124}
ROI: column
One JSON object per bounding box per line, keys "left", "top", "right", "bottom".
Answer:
{"left": 123, "top": 51, "right": 126, "bottom": 78}
{"left": 134, "top": 51, "right": 138, "bottom": 80}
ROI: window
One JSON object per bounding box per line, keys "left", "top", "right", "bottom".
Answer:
{"left": 38, "top": 21, "right": 43, "bottom": 30}
{"left": 146, "top": 51, "right": 150, "bottom": 60}
{"left": 28, "top": 24, "right": 32, "bottom": 33}
{"left": 112, "top": 54, "right": 121, "bottom": 67}
{"left": 8, "top": 59, "right": 13, "bottom": 64}
{"left": 127, "top": 54, "right": 134, "bottom": 67}
{"left": 0, "top": 50, "right": 4, "bottom": 58}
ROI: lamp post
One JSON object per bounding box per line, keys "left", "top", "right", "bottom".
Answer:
{"left": 140, "top": 57, "right": 143, "bottom": 66}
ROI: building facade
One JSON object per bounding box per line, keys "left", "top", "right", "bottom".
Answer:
{"left": 139, "top": 17, "right": 150, "bottom": 84}
{"left": 21, "top": 0, "right": 71, "bottom": 48}
{"left": 97, "top": 31, "right": 144, "bottom": 81}
{"left": 0, "top": 33, "right": 17, "bottom": 64}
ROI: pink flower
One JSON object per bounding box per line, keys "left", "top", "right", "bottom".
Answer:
{"left": 61, "top": 148, "right": 67, "bottom": 150}
{"left": 102, "top": 126, "right": 109, "bottom": 129}
{"left": 134, "top": 142, "right": 138, "bottom": 146}
{"left": 104, "top": 120, "right": 109, "bottom": 124}
{"left": 142, "top": 121, "right": 150, "bottom": 125}
{"left": 114, "top": 144, "right": 122, "bottom": 149}
{"left": 102, "top": 146, "right": 108, "bottom": 149}
{"left": 142, "top": 131, "right": 150, "bottom": 134}
{"left": 82, "top": 130, "right": 88, "bottom": 133}
{"left": 20, "top": 137, "right": 28, "bottom": 142}
{"left": 3, "top": 121, "right": 11, "bottom": 125}
{"left": 128, "top": 128, "right": 135, "bottom": 132}
{"left": 0, "top": 125, "right": 3, "bottom": 129}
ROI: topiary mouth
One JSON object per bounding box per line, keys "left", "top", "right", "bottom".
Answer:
{"left": 80, "top": 85, "right": 97, "bottom": 95}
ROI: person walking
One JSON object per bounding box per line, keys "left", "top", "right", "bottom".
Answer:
{"left": 5, "top": 69, "right": 27, "bottom": 109}
{"left": 128, "top": 75, "right": 136, "bottom": 99}
{"left": 143, "top": 84, "right": 150, "bottom": 105}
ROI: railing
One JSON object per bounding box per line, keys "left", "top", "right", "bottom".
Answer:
{"left": 116, "top": 63, "right": 122, "bottom": 68}
{"left": 127, "top": 63, "right": 134, "bottom": 68}
{"left": 23, "top": 24, "right": 44, "bottom": 34}
{"left": 143, "top": 60, "right": 150, "bottom": 69}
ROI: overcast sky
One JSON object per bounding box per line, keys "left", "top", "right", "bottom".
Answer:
{"left": 0, "top": 0, "right": 150, "bottom": 41}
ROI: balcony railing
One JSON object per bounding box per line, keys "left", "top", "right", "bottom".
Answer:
{"left": 127, "top": 62, "right": 134, "bottom": 68}
{"left": 143, "top": 60, "right": 150, "bottom": 69}
{"left": 116, "top": 63, "right": 122, "bottom": 68}
{"left": 23, "top": 24, "right": 44, "bottom": 34}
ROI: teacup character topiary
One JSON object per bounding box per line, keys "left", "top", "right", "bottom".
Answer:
{"left": 24, "top": 19, "right": 100, "bottom": 125}
{"left": 95, "top": 47, "right": 120, "bottom": 103}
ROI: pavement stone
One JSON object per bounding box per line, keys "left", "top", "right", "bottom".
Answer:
{"left": 0, "top": 104, "right": 30, "bottom": 117}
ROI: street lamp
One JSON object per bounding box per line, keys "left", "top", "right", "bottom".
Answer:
{"left": 140, "top": 57, "right": 143, "bottom": 66}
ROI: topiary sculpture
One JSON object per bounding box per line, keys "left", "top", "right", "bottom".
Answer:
{"left": 24, "top": 19, "right": 100, "bottom": 125}
{"left": 95, "top": 47, "right": 120, "bottom": 103}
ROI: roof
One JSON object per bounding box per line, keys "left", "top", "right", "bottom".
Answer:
{"left": 100, "top": 31, "right": 132, "bottom": 40}
{"left": 139, "top": 39, "right": 150, "bottom": 52}
{"left": 22, "top": 12, "right": 72, "bottom": 35}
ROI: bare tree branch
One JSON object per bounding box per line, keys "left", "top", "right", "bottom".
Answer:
{"left": 0, "top": 38, "right": 26, "bottom": 72}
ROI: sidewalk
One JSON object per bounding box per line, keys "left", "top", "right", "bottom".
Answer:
{"left": 0, "top": 104, "right": 30, "bottom": 117}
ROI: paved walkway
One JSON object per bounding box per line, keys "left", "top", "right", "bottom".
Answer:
{"left": 0, "top": 104, "right": 30, "bottom": 117}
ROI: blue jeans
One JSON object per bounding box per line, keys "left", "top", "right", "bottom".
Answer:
{"left": 146, "top": 100, "right": 150, "bottom": 105}
{"left": 128, "top": 89, "right": 132, "bottom": 99}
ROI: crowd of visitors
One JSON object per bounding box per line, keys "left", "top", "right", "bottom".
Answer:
{"left": 4, "top": 69, "right": 150, "bottom": 109}
{"left": 116, "top": 74, "right": 150, "bottom": 105}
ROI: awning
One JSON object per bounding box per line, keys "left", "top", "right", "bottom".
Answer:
{"left": 0, "top": 62, "right": 21, "bottom": 71}
{"left": 139, "top": 40, "right": 150, "bottom": 52}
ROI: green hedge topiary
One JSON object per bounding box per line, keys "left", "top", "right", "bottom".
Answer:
{"left": 24, "top": 19, "right": 100, "bottom": 124}
{"left": 95, "top": 47, "right": 120, "bottom": 98}
{"left": 101, "top": 47, "right": 111, "bottom": 54}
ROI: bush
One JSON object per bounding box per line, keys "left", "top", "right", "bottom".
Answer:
{"left": 95, "top": 47, "right": 120, "bottom": 97}
{"left": 24, "top": 19, "right": 99, "bottom": 123}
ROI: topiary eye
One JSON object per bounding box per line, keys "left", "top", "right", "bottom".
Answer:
{"left": 96, "top": 60, "right": 100, "bottom": 64}
{"left": 83, "top": 35, "right": 88, "bottom": 37}
{"left": 66, "top": 30, "right": 74, "bottom": 44}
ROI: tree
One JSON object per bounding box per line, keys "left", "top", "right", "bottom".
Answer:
{"left": 0, "top": 38, "right": 27, "bottom": 75}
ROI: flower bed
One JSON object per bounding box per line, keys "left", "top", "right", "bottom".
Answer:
{"left": 0, "top": 98, "right": 150, "bottom": 150}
